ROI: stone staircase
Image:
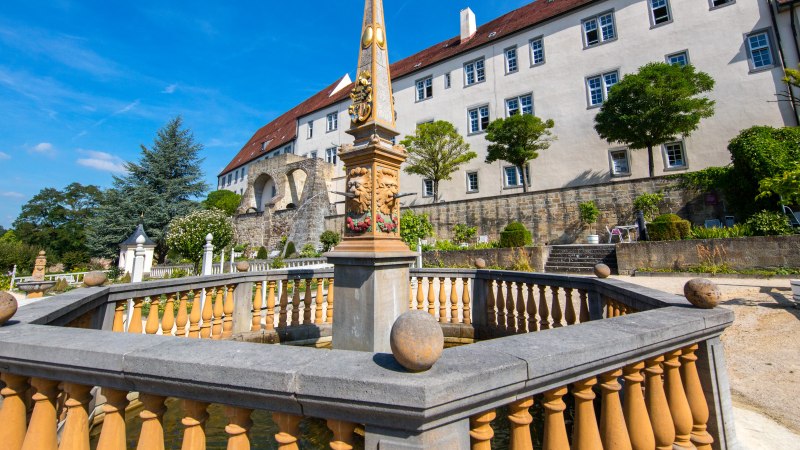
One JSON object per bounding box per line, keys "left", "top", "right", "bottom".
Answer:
{"left": 544, "top": 244, "right": 618, "bottom": 274}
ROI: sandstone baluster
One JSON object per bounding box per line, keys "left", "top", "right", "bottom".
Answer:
{"left": 450, "top": 277, "right": 459, "bottom": 324}
{"left": 188, "top": 291, "right": 202, "bottom": 338}
{"left": 487, "top": 280, "right": 497, "bottom": 329}
{"left": 599, "top": 369, "right": 632, "bottom": 450}
{"left": 469, "top": 409, "right": 496, "bottom": 450}
{"left": 112, "top": 301, "right": 125, "bottom": 332}
{"left": 315, "top": 278, "right": 324, "bottom": 324}
{"left": 59, "top": 382, "right": 93, "bottom": 450}
{"left": 21, "top": 378, "right": 60, "bottom": 450}
{"left": 416, "top": 276, "right": 424, "bottom": 310}
{"left": 137, "top": 394, "right": 167, "bottom": 450}
{"left": 327, "top": 419, "right": 357, "bottom": 450}
{"left": 542, "top": 387, "right": 570, "bottom": 450}
{"left": 176, "top": 293, "right": 189, "bottom": 337}
{"left": 266, "top": 281, "right": 277, "bottom": 331}
{"left": 279, "top": 281, "right": 289, "bottom": 328}
{"left": 303, "top": 280, "right": 313, "bottom": 324}
{"left": 291, "top": 281, "right": 301, "bottom": 326}
{"left": 409, "top": 278, "right": 415, "bottom": 310}
{"left": 681, "top": 344, "right": 714, "bottom": 450}
{"left": 506, "top": 281, "right": 516, "bottom": 334}
{"left": 516, "top": 281, "right": 526, "bottom": 332}
{"left": 427, "top": 277, "right": 435, "bottom": 317}
{"left": 509, "top": 397, "right": 534, "bottom": 450}
{"left": 579, "top": 290, "right": 590, "bottom": 323}
{"left": 462, "top": 278, "right": 472, "bottom": 325}
{"left": 181, "top": 400, "right": 209, "bottom": 450}
{"left": 96, "top": 389, "right": 130, "bottom": 450}
{"left": 200, "top": 288, "right": 214, "bottom": 339}
{"left": 645, "top": 357, "right": 676, "bottom": 450}
{"left": 439, "top": 277, "right": 448, "bottom": 323}
{"left": 572, "top": 377, "right": 602, "bottom": 450}
{"left": 326, "top": 278, "right": 334, "bottom": 323}
{"left": 564, "top": 288, "right": 576, "bottom": 325}
{"left": 222, "top": 285, "right": 235, "bottom": 338}
{"left": 273, "top": 412, "right": 302, "bottom": 450}
{"left": 212, "top": 287, "right": 224, "bottom": 338}
{"left": 224, "top": 406, "right": 253, "bottom": 450}
{"left": 550, "top": 287, "right": 563, "bottom": 328}
{"left": 538, "top": 285, "right": 550, "bottom": 330}
{"left": 145, "top": 297, "right": 160, "bottom": 335}
{"left": 526, "top": 283, "right": 537, "bottom": 332}
{"left": 128, "top": 297, "right": 144, "bottom": 334}
{"left": 252, "top": 282, "right": 263, "bottom": 331}
{"left": 496, "top": 281, "right": 507, "bottom": 333}
{"left": 664, "top": 349, "right": 694, "bottom": 448}
{"left": 162, "top": 293, "right": 176, "bottom": 336}
{"left": 0, "top": 374, "right": 29, "bottom": 450}
{"left": 623, "top": 363, "right": 655, "bottom": 450}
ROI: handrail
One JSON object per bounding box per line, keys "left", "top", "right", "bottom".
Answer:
{"left": 11, "top": 270, "right": 112, "bottom": 288}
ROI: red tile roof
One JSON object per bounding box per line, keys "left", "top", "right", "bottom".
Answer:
{"left": 221, "top": 0, "right": 595, "bottom": 176}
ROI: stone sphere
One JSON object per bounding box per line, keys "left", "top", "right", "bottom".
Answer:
{"left": 594, "top": 263, "right": 611, "bottom": 278}
{"left": 236, "top": 261, "right": 250, "bottom": 272}
{"left": 83, "top": 271, "right": 108, "bottom": 287}
{"left": 684, "top": 278, "right": 721, "bottom": 309}
{"left": 390, "top": 310, "right": 444, "bottom": 372}
{"left": 0, "top": 292, "right": 18, "bottom": 326}
{"left": 474, "top": 258, "right": 487, "bottom": 269}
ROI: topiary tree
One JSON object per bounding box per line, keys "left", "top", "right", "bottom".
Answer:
{"left": 485, "top": 114, "right": 556, "bottom": 193}
{"left": 166, "top": 209, "right": 234, "bottom": 270}
{"left": 579, "top": 201, "right": 600, "bottom": 229}
{"left": 594, "top": 62, "right": 715, "bottom": 178}
{"left": 319, "top": 230, "right": 341, "bottom": 252}
{"left": 647, "top": 214, "right": 691, "bottom": 241}
{"left": 499, "top": 222, "right": 532, "bottom": 248}
{"left": 256, "top": 246, "right": 269, "bottom": 260}
{"left": 400, "top": 210, "right": 434, "bottom": 248}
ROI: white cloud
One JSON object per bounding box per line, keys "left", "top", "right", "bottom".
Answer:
{"left": 30, "top": 142, "right": 56, "bottom": 156}
{"left": 162, "top": 84, "right": 178, "bottom": 94}
{"left": 0, "top": 192, "right": 24, "bottom": 199}
{"left": 0, "top": 151, "right": 9, "bottom": 160}
{"left": 76, "top": 149, "right": 127, "bottom": 173}
{"left": 115, "top": 100, "right": 140, "bottom": 115}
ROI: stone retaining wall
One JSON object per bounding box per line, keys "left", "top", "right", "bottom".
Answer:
{"left": 615, "top": 235, "right": 800, "bottom": 275}
{"left": 423, "top": 247, "right": 550, "bottom": 272}
{"left": 325, "top": 177, "right": 721, "bottom": 245}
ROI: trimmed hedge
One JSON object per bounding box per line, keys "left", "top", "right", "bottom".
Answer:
{"left": 648, "top": 214, "right": 691, "bottom": 241}
{"left": 499, "top": 222, "right": 532, "bottom": 248}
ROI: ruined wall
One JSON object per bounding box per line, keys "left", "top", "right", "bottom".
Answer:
{"left": 325, "top": 177, "right": 723, "bottom": 245}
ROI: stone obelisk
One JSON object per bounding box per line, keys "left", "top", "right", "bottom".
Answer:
{"left": 327, "top": 0, "right": 417, "bottom": 353}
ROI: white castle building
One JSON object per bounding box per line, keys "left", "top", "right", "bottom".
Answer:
{"left": 219, "top": 0, "right": 799, "bottom": 217}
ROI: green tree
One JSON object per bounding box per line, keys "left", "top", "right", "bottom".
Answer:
{"left": 758, "top": 163, "right": 800, "bottom": 206}
{"left": 400, "top": 121, "right": 477, "bottom": 200}
{"left": 88, "top": 117, "right": 208, "bottom": 261}
{"left": 166, "top": 209, "right": 234, "bottom": 270}
{"left": 319, "top": 230, "right": 341, "bottom": 252}
{"left": 399, "top": 210, "right": 433, "bottom": 248}
{"left": 202, "top": 190, "right": 242, "bottom": 216}
{"left": 12, "top": 183, "right": 102, "bottom": 264}
{"left": 594, "top": 62, "right": 715, "bottom": 178}
{"left": 485, "top": 114, "right": 556, "bottom": 193}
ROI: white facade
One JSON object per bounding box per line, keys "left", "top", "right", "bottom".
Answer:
{"left": 221, "top": 0, "right": 796, "bottom": 214}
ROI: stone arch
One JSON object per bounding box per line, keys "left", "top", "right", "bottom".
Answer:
{"left": 253, "top": 174, "right": 278, "bottom": 212}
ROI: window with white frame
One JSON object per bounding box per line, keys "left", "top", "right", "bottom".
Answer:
{"left": 423, "top": 179, "right": 434, "bottom": 197}
{"left": 326, "top": 112, "right": 338, "bottom": 132}
{"left": 466, "top": 172, "right": 479, "bottom": 192}
{"left": 583, "top": 12, "right": 616, "bottom": 47}
{"left": 663, "top": 141, "right": 687, "bottom": 169}
{"left": 746, "top": 31, "right": 774, "bottom": 70}
{"left": 444, "top": 73, "right": 452, "bottom": 89}
{"left": 416, "top": 76, "right": 433, "bottom": 101}
{"left": 325, "top": 147, "right": 337, "bottom": 165}
{"left": 505, "top": 47, "right": 518, "bottom": 73}
{"left": 506, "top": 94, "right": 534, "bottom": 116}
{"left": 309, "top": 151, "right": 317, "bottom": 159}
{"left": 468, "top": 105, "right": 490, "bottom": 134}
{"left": 649, "top": 0, "right": 671, "bottom": 26}
{"left": 586, "top": 70, "right": 619, "bottom": 106}
{"left": 530, "top": 38, "right": 545, "bottom": 65}
{"left": 464, "top": 58, "right": 486, "bottom": 86}
{"left": 710, "top": 0, "right": 734, "bottom": 8}
{"left": 227, "top": 174, "right": 232, "bottom": 185}
{"left": 609, "top": 149, "right": 631, "bottom": 175}
{"left": 667, "top": 51, "right": 689, "bottom": 66}
{"left": 504, "top": 165, "right": 531, "bottom": 187}
{"left": 307, "top": 121, "right": 313, "bottom": 139}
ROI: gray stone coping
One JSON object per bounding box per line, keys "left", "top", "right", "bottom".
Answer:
{"left": 0, "top": 304, "right": 733, "bottom": 431}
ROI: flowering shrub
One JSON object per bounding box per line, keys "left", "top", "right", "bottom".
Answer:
{"left": 166, "top": 209, "right": 234, "bottom": 268}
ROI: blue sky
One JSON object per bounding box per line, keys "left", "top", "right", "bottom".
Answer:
{"left": 0, "top": 0, "right": 531, "bottom": 228}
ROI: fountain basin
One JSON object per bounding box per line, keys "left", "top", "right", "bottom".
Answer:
{"left": 16, "top": 280, "right": 57, "bottom": 298}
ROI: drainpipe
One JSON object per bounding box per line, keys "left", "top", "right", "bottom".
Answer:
{"left": 768, "top": 0, "right": 800, "bottom": 125}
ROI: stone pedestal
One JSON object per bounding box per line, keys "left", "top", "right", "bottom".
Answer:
{"left": 328, "top": 251, "right": 416, "bottom": 353}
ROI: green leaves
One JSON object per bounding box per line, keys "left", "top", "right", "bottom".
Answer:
{"left": 399, "top": 210, "right": 434, "bottom": 247}
{"left": 166, "top": 209, "right": 234, "bottom": 269}
{"left": 202, "top": 190, "right": 242, "bottom": 216}
{"left": 484, "top": 113, "right": 556, "bottom": 192}
{"left": 594, "top": 62, "right": 715, "bottom": 177}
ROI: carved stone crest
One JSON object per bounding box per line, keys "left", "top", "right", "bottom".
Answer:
{"left": 345, "top": 167, "right": 372, "bottom": 234}
{"left": 376, "top": 168, "right": 399, "bottom": 234}
{"left": 349, "top": 71, "right": 373, "bottom": 124}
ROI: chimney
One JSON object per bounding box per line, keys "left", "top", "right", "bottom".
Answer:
{"left": 460, "top": 8, "right": 477, "bottom": 43}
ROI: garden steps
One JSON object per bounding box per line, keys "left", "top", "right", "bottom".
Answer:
{"left": 545, "top": 245, "right": 618, "bottom": 274}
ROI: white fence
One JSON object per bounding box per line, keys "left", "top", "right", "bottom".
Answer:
{"left": 11, "top": 270, "right": 112, "bottom": 289}
{"left": 148, "top": 258, "right": 330, "bottom": 279}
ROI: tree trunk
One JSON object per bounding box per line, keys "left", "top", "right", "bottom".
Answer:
{"left": 434, "top": 180, "right": 440, "bottom": 202}
{"left": 519, "top": 165, "right": 529, "bottom": 193}
{"left": 647, "top": 145, "right": 655, "bottom": 178}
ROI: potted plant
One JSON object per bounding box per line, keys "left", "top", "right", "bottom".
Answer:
{"left": 579, "top": 201, "right": 601, "bottom": 244}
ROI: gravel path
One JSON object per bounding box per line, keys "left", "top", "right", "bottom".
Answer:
{"left": 617, "top": 276, "right": 800, "bottom": 440}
